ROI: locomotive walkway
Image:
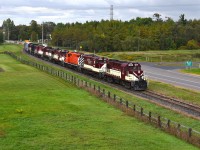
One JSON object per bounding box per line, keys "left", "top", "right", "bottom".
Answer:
{"left": 141, "top": 63, "right": 200, "bottom": 92}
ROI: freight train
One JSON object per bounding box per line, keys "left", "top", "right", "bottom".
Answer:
{"left": 24, "top": 42, "right": 148, "bottom": 90}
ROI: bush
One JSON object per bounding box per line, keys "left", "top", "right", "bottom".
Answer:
{"left": 178, "top": 46, "right": 187, "bottom": 50}
{"left": 186, "top": 39, "right": 200, "bottom": 50}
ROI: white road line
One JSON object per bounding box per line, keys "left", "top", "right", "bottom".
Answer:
{"left": 166, "top": 69, "right": 200, "bottom": 78}
{"left": 146, "top": 71, "right": 200, "bottom": 85}
{"left": 148, "top": 75, "right": 200, "bottom": 89}
{"left": 143, "top": 66, "right": 200, "bottom": 79}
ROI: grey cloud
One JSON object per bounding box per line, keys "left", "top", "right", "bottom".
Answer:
{"left": 0, "top": 0, "right": 199, "bottom": 25}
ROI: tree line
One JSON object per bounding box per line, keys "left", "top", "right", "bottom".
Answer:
{"left": 0, "top": 14, "right": 200, "bottom": 51}
{"left": 0, "top": 19, "right": 56, "bottom": 44}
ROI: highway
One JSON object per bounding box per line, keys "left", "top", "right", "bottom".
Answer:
{"left": 141, "top": 63, "right": 200, "bottom": 92}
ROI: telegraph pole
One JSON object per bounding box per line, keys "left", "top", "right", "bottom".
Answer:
{"left": 3, "top": 26, "right": 5, "bottom": 42}
{"left": 110, "top": 5, "right": 113, "bottom": 21}
{"left": 138, "top": 30, "right": 140, "bottom": 51}
{"left": 42, "top": 22, "right": 44, "bottom": 44}
{"left": 7, "top": 22, "right": 10, "bottom": 41}
{"left": 8, "top": 27, "right": 10, "bottom": 41}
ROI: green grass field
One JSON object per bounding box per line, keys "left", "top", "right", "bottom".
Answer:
{"left": 98, "top": 49, "right": 200, "bottom": 62}
{"left": 1, "top": 54, "right": 198, "bottom": 149}
{"left": 1, "top": 44, "right": 200, "bottom": 130}
{"left": 0, "top": 43, "right": 23, "bottom": 53}
{"left": 181, "top": 68, "right": 200, "bottom": 75}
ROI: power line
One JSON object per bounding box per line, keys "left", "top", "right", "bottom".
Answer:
{"left": 42, "top": 22, "right": 44, "bottom": 44}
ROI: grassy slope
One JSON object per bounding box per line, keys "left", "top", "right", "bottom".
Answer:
{"left": 1, "top": 44, "right": 200, "bottom": 131}
{"left": 98, "top": 49, "right": 200, "bottom": 62}
{"left": 0, "top": 55, "right": 197, "bottom": 149}
{"left": 181, "top": 68, "right": 200, "bottom": 75}
{"left": 148, "top": 80, "right": 200, "bottom": 105}
{"left": 0, "top": 44, "right": 23, "bottom": 52}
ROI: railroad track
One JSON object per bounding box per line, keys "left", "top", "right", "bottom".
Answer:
{"left": 133, "top": 90, "right": 200, "bottom": 119}
{"left": 23, "top": 51, "right": 200, "bottom": 120}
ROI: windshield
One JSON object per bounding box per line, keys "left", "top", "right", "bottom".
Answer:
{"left": 129, "top": 66, "right": 141, "bottom": 71}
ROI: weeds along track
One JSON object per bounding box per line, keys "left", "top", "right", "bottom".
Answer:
{"left": 133, "top": 90, "right": 200, "bottom": 119}
{"left": 24, "top": 52, "right": 200, "bottom": 120}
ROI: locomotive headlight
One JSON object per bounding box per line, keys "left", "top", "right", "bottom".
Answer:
{"left": 141, "top": 74, "right": 147, "bottom": 80}
{"left": 144, "top": 76, "right": 148, "bottom": 81}
{"left": 141, "top": 75, "right": 144, "bottom": 79}
{"left": 144, "top": 76, "right": 147, "bottom": 80}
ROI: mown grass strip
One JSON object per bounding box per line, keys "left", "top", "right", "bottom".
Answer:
{"left": 98, "top": 50, "right": 200, "bottom": 62}
{"left": 0, "top": 43, "right": 23, "bottom": 52}
{"left": 181, "top": 68, "right": 200, "bottom": 76}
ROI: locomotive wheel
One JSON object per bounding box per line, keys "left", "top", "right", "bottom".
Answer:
{"left": 124, "top": 82, "right": 131, "bottom": 89}
{"left": 98, "top": 73, "right": 104, "bottom": 79}
{"left": 107, "top": 77, "right": 113, "bottom": 83}
{"left": 133, "top": 84, "right": 139, "bottom": 90}
{"left": 61, "top": 62, "right": 65, "bottom": 67}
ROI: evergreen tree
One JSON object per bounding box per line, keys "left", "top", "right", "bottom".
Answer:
{"left": 0, "top": 32, "right": 4, "bottom": 44}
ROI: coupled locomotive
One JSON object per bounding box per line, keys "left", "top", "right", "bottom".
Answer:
{"left": 24, "top": 42, "right": 148, "bottom": 90}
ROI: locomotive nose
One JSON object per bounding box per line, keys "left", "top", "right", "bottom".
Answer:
{"left": 134, "top": 70, "right": 143, "bottom": 77}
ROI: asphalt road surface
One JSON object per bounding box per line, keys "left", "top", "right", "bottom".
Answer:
{"left": 141, "top": 62, "right": 200, "bottom": 92}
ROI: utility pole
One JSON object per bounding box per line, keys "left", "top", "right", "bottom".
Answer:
{"left": 3, "top": 26, "right": 5, "bottom": 42}
{"left": 110, "top": 5, "right": 113, "bottom": 21}
{"left": 42, "top": 22, "right": 44, "bottom": 44}
{"left": 137, "top": 30, "right": 140, "bottom": 51}
{"left": 8, "top": 27, "right": 10, "bottom": 41}
{"left": 7, "top": 22, "right": 10, "bottom": 41}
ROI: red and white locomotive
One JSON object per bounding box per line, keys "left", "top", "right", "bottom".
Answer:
{"left": 105, "top": 59, "right": 147, "bottom": 90}
{"left": 24, "top": 42, "right": 148, "bottom": 90}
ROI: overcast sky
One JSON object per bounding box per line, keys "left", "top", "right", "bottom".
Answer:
{"left": 0, "top": 0, "right": 200, "bottom": 25}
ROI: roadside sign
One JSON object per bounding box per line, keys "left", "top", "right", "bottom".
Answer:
{"left": 185, "top": 61, "right": 192, "bottom": 67}
{"left": 185, "top": 60, "right": 193, "bottom": 69}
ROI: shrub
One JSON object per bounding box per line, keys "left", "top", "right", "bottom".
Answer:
{"left": 186, "top": 39, "right": 200, "bottom": 50}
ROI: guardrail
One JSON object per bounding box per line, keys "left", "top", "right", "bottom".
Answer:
{"left": 2, "top": 51, "right": 200, "bottom": 148}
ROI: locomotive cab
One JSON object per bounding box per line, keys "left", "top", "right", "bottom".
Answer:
{"left": 42, "top": 47, "right": 53, "bottom": 60}
{"left": 125, "top": 63, "right": 143, "bottom": 80}
{"left": 58, "top": 50, "right": 68, "bottom": 65}
{"left": 35, "top": 45, "right": 44, "bottom": 57}
{"left": 124, "top": 63, "right": 147, "bottom": 90}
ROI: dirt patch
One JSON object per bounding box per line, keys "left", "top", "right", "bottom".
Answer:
{"left": 0, "top": 130, "right": 6, "bottom": 138}
{"left": 0, "top": 68, "right": 4, "bottom": 72}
